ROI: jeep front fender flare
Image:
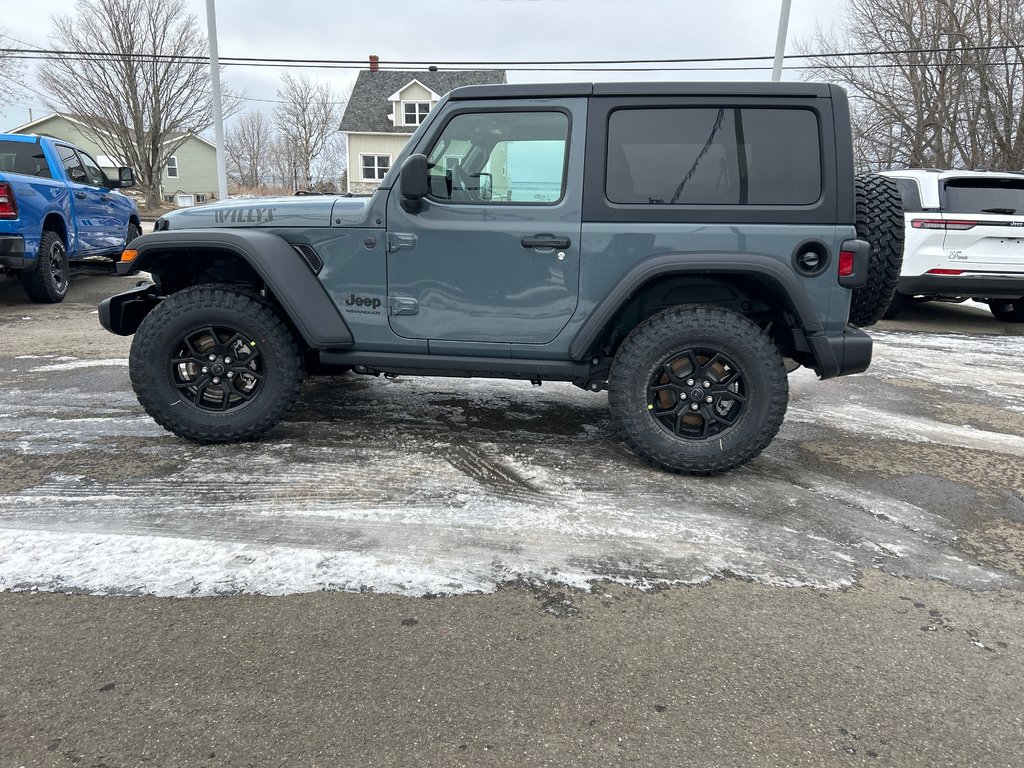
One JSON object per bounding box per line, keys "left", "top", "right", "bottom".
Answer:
{"left": 568, "top": 252, "right": 833, "bottom": 369}
{"left": 117, "top": 229, "right": 353, "bottom": 347}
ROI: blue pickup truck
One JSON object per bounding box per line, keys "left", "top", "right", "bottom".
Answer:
{"left": 0, "top": 133, "right": 141, "bottom": 302}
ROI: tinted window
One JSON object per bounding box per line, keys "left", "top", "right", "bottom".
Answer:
{"left": 0, "top": 140, "right": 52, "bottom": 178}
{"left": 892, "top": 177, "right": 923, "bottom": 212}
{"left": 606, "top": 107, "right": 821, "bottom": 206}
{"left": 426, "top": 111, "right": 568, "bottom": 204}
{"left": 78, "top": 151, "right": 108, "bottom": 187}
{"left": 943, "top": 178, "right": 1024, "bottom": 214}
{"left": 56, "top": 145, "right": 87, "bottom": 184}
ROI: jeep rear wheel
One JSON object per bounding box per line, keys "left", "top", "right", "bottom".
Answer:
{"left": 20, "top": 229, "right": 69, "bottom": 303}
{"left": 129, "top": 285, "right": 303, "bottom": 443}
{"left": 849, "top": 174, "right": 905, "bottom": 327}
{"left": 608, "top": 306, "right": 789, "bottom": 475}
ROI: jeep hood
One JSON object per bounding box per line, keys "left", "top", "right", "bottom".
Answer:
{"left": 159, "top": 196, "right": 370, "bottom": 229}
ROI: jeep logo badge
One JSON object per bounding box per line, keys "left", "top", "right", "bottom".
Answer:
{"left": 344, "top": 293, "right": 382, "bottom": 314}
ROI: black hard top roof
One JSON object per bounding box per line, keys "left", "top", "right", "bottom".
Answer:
{"left": 448, "top": 81, "right": 836, "bottom": 100}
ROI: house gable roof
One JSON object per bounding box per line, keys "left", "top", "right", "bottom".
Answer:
{"left": 8, "top": 112, "right": 215, "bottom": 150}
{"left": 386, "top": 79, "right": 442, "bottom": 103}
{"left": 340, "top": 69, "right": 507, "bottom": 134}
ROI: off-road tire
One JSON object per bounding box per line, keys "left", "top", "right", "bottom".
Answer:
{"left": 882, "top": 291, "right": 910, "bottom": 319}
{"left": 20, "top": 229, "right": 70, "bottom": 303}
{"left": 129, "top": 285, "right": 304, "bottom": 443}
{"left": 608, "top": 306, "right": 789, "bottom": 475}
{"left": 126, "top": 221, "right": 142, "bottom": 247}
{"left": 849, "top": 174, "right": 905, "bottom": 327}
{"left": 988, "top": 299, "right": 1024, "bottom": 323}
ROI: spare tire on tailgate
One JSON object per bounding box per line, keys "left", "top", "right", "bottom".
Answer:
{"left": 848, "top": 174, "right": 905, "bottom": 327}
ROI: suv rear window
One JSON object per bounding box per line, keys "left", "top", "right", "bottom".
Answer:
{"left": 943, "top": 178, "right": 1024, "bottom": 214}
{"left": 0, "top": 140, "right": 52, "bottom": 178}
{"left": 606, "top": 107, "right": 821, "bottom": 206}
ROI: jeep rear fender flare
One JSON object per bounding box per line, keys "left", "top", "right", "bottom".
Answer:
{"left": 125, "top": 229, "right": 353, "bottom": 347}
{"left": 568, "top": 252, "right": 826, "bottom": 360}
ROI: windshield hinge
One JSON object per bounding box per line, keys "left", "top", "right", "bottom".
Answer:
{"left": 387, "top": 233, "right": 417, "bottom": 253}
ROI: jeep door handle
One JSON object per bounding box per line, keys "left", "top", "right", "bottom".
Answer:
{"left": 521, "top": 235, "right": 571, "bottom": 250}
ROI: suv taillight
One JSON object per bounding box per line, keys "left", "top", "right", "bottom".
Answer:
{"left": 911, "top": 218, "right": 977, "bottom": 230}
{"left": 0, "top": 182, "right": 16, "bottom": 219}
{"left": 838, "top": 250, "right": 855, "bottom": 276}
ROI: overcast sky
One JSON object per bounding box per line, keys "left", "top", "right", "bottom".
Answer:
{"left": 2, "top": 0, "right": 847, "bottom": 130}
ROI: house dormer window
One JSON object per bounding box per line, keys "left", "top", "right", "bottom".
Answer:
{"left": 403, "top": 101, "right": 430, "bottom": 126}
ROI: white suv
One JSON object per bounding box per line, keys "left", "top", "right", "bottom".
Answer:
{"left": 880, "top": 169, "right": 1024, "bottom": 322}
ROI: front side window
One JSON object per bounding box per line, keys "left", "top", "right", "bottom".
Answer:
{"left": 361, "top": 154, "right": 391, "bottom": 181}
{"left": 403, "top": 101, "right": 430, "bottom": 126}
{"left": 425, "top": 110, "right": 569, "bottom": 204}
{"left": 606, "top": 107, "right": 821, "bottom": 206}
{"left": 77, "top": 151, "right": 108, "bottom": 187}
{"left": 166, "top": 156, "right": 179, "bottom": 178}
{"left": 57, "top": 145, "right": 87, "bottom": 184}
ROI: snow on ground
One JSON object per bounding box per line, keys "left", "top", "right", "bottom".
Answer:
{"left": 1, "top": 329, "right": 1022, "bottom": 598}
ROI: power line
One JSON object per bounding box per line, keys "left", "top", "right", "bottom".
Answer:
{"left": 2, "top": 42, "right": 1022, "bottom": 71}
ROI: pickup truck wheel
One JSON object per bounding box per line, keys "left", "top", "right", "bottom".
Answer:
{"left": 129, "top": 285, "right": 303, "bottom": 443}
{"left": 608, "top": 306, "right": 788, "bottom": 475}
{"left": 126, "top": 222, "right": 142, "bottom": 246}
{"left": 988, "top": 298, "right": 1024, "bottom": 323}
{"left": 20, "top": 230, "right": 70, "bottom": 303}
{"left": 849, "top": 174, "right": 905, "bottom": 328}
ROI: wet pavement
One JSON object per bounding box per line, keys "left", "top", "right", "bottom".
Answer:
{"left": 1, "top": 271, "right": 1023, "bottom": 766}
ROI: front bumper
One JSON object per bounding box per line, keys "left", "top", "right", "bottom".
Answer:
{"left": 0, "top": 234, "right": 26, "bottom": 269}
{"left": 898, "top": 273, "right": 1024, "bottom": 300}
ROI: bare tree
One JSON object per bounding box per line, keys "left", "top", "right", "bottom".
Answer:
{"left": 0, "top": 29, "right": 26, "bottom": 114}
{"left": 38, "top": 0, "right": 239, "bottom": 208}
{"left": 274, "top": 73, "right": 347, "bottom": 190}
{"left": 225, "top": 110, "right": 273, "bottom": 190}
{"left": 798, "top": 0, "right": 1024, "bottom": 172}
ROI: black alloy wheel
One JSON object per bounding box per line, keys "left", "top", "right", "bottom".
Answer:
{"left": 21, "top": 229, "right": 70, "bottom": 303}
{"left": 648, "top": 348, "right": 747, "bottom": 441}
{"left": 170, "top": 325, "right": 265, "bottom": 412}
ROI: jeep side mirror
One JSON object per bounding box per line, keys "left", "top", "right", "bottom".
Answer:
{"left": 117, "top": 167, "right": 136, "bottom": 188}
{"left": 400, "top": 154, "right": 430, "bottom": 207}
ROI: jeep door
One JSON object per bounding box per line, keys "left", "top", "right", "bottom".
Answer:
{"left": 385, "top": 101, "right": 585, "bottom": 345}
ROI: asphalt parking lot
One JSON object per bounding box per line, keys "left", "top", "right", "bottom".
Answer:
{"left": 1, "top": 266, "right": 1023, "bottom": 767}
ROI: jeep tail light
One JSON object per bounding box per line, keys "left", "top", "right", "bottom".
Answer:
{"left": 838, "top": 249, "right": 855, "bottom": 277}
{"left": 0, "top": 182, "right": 16, "bottom": 219}
{"left": 911, "top": 218, "right": 977, "bottom": 230}
{"left": 926, "top": 268, "right": 964, "bottom": 275}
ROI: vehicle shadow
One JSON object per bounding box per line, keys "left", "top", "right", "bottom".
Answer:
{"left": 877, "top": 300, "right": 1024, "bottom": 336}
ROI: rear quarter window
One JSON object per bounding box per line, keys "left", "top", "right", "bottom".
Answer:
{"left": 606, "top": 107, "right": 821, "bottom": 206}
{"left": 942, "top": 178, "right": 1024, "bottom": 214}
{"left": 0, "top": 140, "right": 52, "bottom": 178}
{"left": 891, "top": 177, "right": 923, "bottom": 212}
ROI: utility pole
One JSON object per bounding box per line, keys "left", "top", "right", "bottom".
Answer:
{"left": 206, "top": 0, "right": 228, "bottom": 200}
{"left": 772, "top": 0, "right": 793, "bottom": 82}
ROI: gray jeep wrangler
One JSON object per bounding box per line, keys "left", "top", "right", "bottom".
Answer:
{"left": 100, "top": 82, "right": 903, "bottom": 474}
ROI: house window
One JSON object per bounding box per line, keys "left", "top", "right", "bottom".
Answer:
{"left": 361, "top": 154, "right": 391, "bottom": 181}
{"left": 166, "top": 156, "right": 179, "bottom": 178}
{"left": 403, "top": 101, "right": 430, "bottom": 126}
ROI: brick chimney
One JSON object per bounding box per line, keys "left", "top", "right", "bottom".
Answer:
{"left": 369, "top": 55, "right": 379, "bottom": 72}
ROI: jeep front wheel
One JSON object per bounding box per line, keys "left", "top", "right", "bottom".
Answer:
{"left": 607, "top": 306, "right": 789, "bottom": 475}
{"left": 129, "top": 285, "right": 303, "bottom": 443}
